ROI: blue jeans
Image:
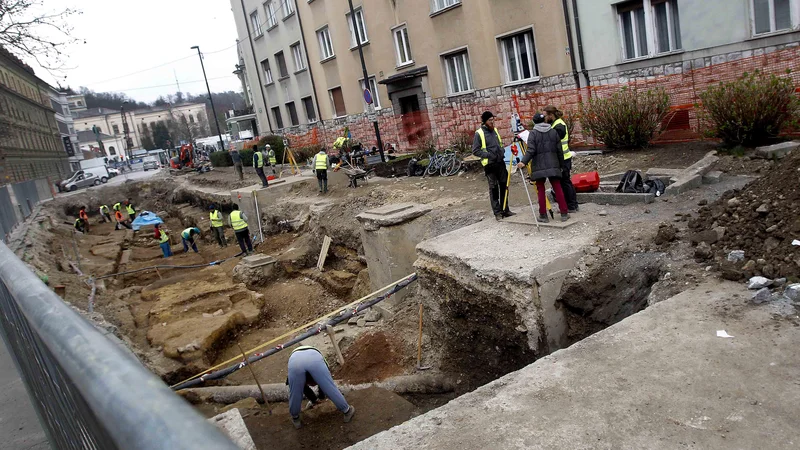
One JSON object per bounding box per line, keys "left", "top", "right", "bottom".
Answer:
{"left": 160, "top": 242, "right": 173, "bottom": 258}
{"left": 288, "top": 349, "right": 349, "bottom": 418}
{"left": 182, "top": 237, "right": 198, "bottom": 253}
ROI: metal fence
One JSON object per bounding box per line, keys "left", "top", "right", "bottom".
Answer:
{"left": 0, "top": 242, "right": 238, "bottom": 450}
{"left": 0, "top": 187, "right": 15, "bottom": 241}
{"left": 11, "top": 180, "right": 40, "bottom": 219}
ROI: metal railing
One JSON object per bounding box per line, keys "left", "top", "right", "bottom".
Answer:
{"left": 0, "top": 242, "right": 238, "bottom": 450}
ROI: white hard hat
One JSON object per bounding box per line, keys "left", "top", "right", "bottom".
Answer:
{"left": 265, "top": 144, "right": 271, "bottom": 148}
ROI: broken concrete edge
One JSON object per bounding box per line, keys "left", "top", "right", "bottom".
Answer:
{"left": 664, "top": 174, "right": 702, "bottom": 196}
{"left": 754, "top": 140, "right": 799, "bottom": 160}
{"left": 576, "top": 191, "right": 655, "bottom": 205}
{"left": 357, "top": 203, "right": 433, "bottom": 230}
{"left": 208, "top": 409, "right": 256, "bottom": 450}
{"left": 702, "top": 170, "right": 722, "bottom": 184}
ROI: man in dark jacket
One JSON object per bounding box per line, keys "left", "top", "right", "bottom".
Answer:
{"left": 472, "top": 111, "right": 515, "bottom": 220}
{"left": 517, "top": 113, "right": 570, "bottom": 222}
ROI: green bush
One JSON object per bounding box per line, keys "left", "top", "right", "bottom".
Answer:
{"left": 579, "top": 87, "right": 670, "bottom": 149}
{"left": 291, "top": 145, "right": 323, "bottom": 165}
{"left": 239, "top": 149, "right": 254, "bottom": 166}
{"left": 699, "top": 70, "right": 800, "bottom": 147}
{"left": 209, "top": 151, "right": 232, "bottom": 167}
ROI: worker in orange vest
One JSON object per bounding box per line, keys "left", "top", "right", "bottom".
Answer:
{"left": 78, "top": 206, "right": 90, "bottom": 233}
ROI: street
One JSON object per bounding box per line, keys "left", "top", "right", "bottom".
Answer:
{"left": 57, "top": 168, "right": 163, "bottom": 198}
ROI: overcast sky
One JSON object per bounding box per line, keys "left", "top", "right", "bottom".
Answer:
{"left": 29, "top": 0, "right": 242, "bottom": 103}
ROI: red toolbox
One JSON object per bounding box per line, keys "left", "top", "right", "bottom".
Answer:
{"left": 571, "top": 171, "right": 600, "bottom": 193}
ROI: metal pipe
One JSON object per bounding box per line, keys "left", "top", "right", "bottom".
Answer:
{"left": 571, "top": 0, "right": 591, "bottom": 86}
{"left": 561, "top": 0, "right": 581, "bottom": 89}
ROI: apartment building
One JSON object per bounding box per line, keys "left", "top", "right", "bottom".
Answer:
{"left": 0, "top": 47, "right": 70, "bottom": 184}
{"left": 230, "top": 0, "right": 320, "bottom": 134}
{"left": 48, "top": 88, "right": 81, "bottom": 171}
{"left": 570, "top": 0, "right": 800, "bottom": 84}
{"left": 72, "top": 102, "right": 209, "bottom": 155}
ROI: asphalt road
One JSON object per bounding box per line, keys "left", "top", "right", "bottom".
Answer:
{"left": 58, "top": 168, "right": 163, "bottom": 198}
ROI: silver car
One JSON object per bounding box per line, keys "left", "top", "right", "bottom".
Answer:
{"left": 143, "top": 160, "right": 159, "bottom": 171}
{"left": 63, "top": 172, "right": 101, "bottom": 191}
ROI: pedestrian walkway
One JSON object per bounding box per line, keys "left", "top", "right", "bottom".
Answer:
{"left": 0, "top": 338, "right": 48, "bottom": 450}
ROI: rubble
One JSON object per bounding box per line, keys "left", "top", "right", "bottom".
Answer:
{"left": 752, "top": 287, "right": 772, "bottom": 304}
{"left": 747, "top": 276, "right": 772, "bottom": 290}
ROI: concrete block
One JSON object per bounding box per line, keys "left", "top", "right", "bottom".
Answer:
{"left": 645, "top": 168, "right": 683, "bottom": 179}
{"left": 357, "top": 202, "right": 433, "bottom": 231}
{"left": 755, "top": 141, "right": 798, "bottom": 160}
{"left": 684, "top": 151, "right": 719, "bottom": 176}
{"left": 702, "top": 170, "right": 722, "bottom": 184}
{"left": 241, "top": 254, "right": 276, "bottom": 268}
{"left": 576, "top": 192, "right": 655, "bottom": 205}
{"left": 208, "top": 409, "right": 256, "bottom": 450}
{"left": 664, "top": 174, "right": 703, "bottom": 195}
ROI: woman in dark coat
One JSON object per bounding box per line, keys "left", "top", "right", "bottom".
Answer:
{"left": 516, "top": 113, "right": 570, "bottom": 222}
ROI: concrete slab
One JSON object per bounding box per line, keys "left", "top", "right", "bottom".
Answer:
{"left": 576, "top": 191, "right": 655, "bottom": 205}
{"left": 755, "top": 140, "right": 798, "bottom": 160}
{"left": 241, "top": 254, "right": 276, "bottom": 268}
{"left": 685, "top": 151, "right": 719, "bottom": 176}
{"left": 357, "top": 203, "right": 433, "bottom": 231}
{"left": 503, "top": 214, "right": 579, "bottom": 229}
{"left": 703, "top": 170, "right": 722, "bottom": 184}
{"left": 208, "top": 409, "right": 256, "bottom": 450}
{"left": 665, "top": 174, "right": 703, "bottom": 195}
{"left": 351, "top": 281, "right": 800, "bottom": 450}
{"left": 645, "top": 167, "right": 683, "bottom": 178}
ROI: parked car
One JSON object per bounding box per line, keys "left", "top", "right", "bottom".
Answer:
{"left": 107, "top": 167, "right": 121, "bottom": 177}
{"left": 143, "top": 157, "right": 159, "bottom": 171}
{"left": 63, "top": 171, "right": 101, "bottom": 191}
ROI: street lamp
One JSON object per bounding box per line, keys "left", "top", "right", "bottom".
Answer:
{"left": 191, "top": 45, "right": 226, "bottom": 152}
{"left": 120, "top": 101, "right": 131, "bottom": 162}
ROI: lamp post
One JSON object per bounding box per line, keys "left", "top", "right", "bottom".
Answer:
{"left": 191, "top": 45, "right": 226, "bottom": 152}
{"left": 120, "top": 101, "right": 133, "bottom": 162}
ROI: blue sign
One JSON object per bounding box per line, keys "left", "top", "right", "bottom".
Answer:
{"left": 363, "top": 89, "right": 373, "bottom": 105}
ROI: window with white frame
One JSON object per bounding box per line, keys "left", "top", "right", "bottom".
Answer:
{"left": 618, "top": 0, "right": 682, "bottom": 61}
{"left": 752, "top": 0, "right": 795, "bottom": 35}
{"left": 329, "top": 87, "right": 346, "bottom": 117}
{"left": 317, "top": 26, "right": 335, "bottom": 60}
{"left": 261, "top": 58, "right": 273, "bottom": 84}
{"left": 500, "top": 30, "right": 538, "bottom": 83}
{"left": 346, "top": 8, "right": 369, "bottom": 48}
{"left": 275, "top": 51, "right": 289, "bottom": 78}
{"left": 431, "top": 0, "right": 460, "bottom": 14}
{"left": 291, "top": 43, "right": 306, "bottom": 71}
{"left": 302, "top": 96, "right": 317, "bottom": 123}
{"left": 250, "top": 11, "right": 263, "bottom": 37}
{"left": 359, "top": 76, "right": 381, "bottom": 111}
{"left": 442, "top": 50, "right": 473, "bottom": 95}
{"left": 264, "top": 1, "right": 277, "bottom": 28}
{"left": 281, "top": 0, "right": 294, "bottom": 18}
{"left": 393, "top": 25, "right": 413, "bottom": 66}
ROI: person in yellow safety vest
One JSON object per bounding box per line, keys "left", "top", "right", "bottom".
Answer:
{"left": 287, "top": 345, "right": 355, "bottom": 429}
{"left": 543, "top": 105, "right": 579, "bottom": 213}
{"left": 313, "top": 148, "right": 330, "bottom": 194}
{"left": 229, "top": 203, "right": 253, "bottom": 255}
{"left": 99, "top": 205, "right": 112, "bottom": 222}
{"left": 252, "top": 145, "right": 269, "bottom": 188}
{"left": 208, "top": 204, "right": 227, "bottom": 248}
{"left": 74, "top": 217, "right": 86, "bottom": 233}
{"left": 154, "top": 224, "right": 172, "bottom": 258}
{"left": 124, "top": 199, "right": 136, "bottom": 220}
{"left": 471, "top": 111, "right": 516, "bottom": 221}
{"left": 181, "top": 227, "right": 201, "bottom": 253}
{"left": 266, "top": 144, "right": 277, "bottom": 174}
{"left": 113, "top": 202, "right": 122, "bottom": 212}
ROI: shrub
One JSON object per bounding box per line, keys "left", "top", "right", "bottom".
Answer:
{"left": 449, "top": 130, "right": 473, "bottom": 155}
{"left": 579, "top": 87, "right": 670, "bottom": 149}
{"left": 291, "top": 145, "right": 323, "bottom": 165}
{"left": 209, "top": 151, "right": 232, "bottom": 167}
{"left": 239, "top": 149, "right": 254, "bottom": 166}
{"left": 699, "top": 70, "right": 800, "bottom": 147}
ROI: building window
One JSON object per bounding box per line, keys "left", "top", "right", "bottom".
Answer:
{"left": 142, "top": 122, "right": 149, "bottom": 132}
{"left": 653, "top": 0, "right": 681, "bottom": 53}
{"left": 317, "top": 26, "right": 335, "bottom": 60}
{"left": 431, "top": 0, "right": 460, "bottom": 14}
{"left": 112, "top": 124, "right": 120, "bottom": 135}
{"left": 500, "top": 30, "right": 538, "bottom": 83}
{"left": 442, "top": 50, "right": 473, "bottom": 95}
{"left": 281, "top": 0, "right": 294, "bottom": 18}
{"left": 286, "top": 102, "right": 299, "bottom": 126}
{"left": 302, "top": 96, "right": 317, "bottom": 123}
{"left": 109, "top": 146, "right": 116, "bottom": 155}
{"left": 329, "top": 87, "right": 346, "bottom": 117}
{"left": 275, "top": 51, "right": 289, "bottom": 78}
{"left": 250, "top": 11, "right": 263, "bottom": 37}
{"left": 272, "top": 106, "right": 284, "bottom": 129}
{"left": 346, "top": 7, "right": 369, "bottom": 48}
{"left": 392, "top": 25, "right": 413, "bottom": 66}
{"left": 291, "top": 43, "right": 307, "bottom": 71}
{"left": 359, "top": 76, "right": 381, "bottom": 111}
{"left": 619, "top": 2, "right": 648, "bottom": 59}
{"left": 261, "top": 58, "right": 274, "bottom": 84}
{"left": 752, "top": 0, "right": 794, "bottom": 34}
{"left": 265, "top": 0, "right": 278, "bottom": 28}
{"left": 189, "top": 114, "right": 195, "bottom": 123}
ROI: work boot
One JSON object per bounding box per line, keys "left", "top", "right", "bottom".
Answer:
{"left": 561, "top": 213, "right": 571, "bottom": 222}
{"left": 537, "top": 214, "right": 550, "bottom": 223}
{"left": 343, "top": 405, "right": 356, "bottom": 423}
{"left": 503, "top": 210, "right": 516, "bottom": 217}
{"left": 291, "top": 416, "right": 302, "bottom": 429}
{"left": 568, "top": 206, "right": 579, "bottom": 213}
{"left": 495, "top": 213, "right": 504, "bottom": 221}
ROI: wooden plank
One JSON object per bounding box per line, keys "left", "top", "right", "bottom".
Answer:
{"left": 316, "top": 235, "right": 332, "bottom": 272}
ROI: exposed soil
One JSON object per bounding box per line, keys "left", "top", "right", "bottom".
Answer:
{"left": 333, "top": 332, "right": 406, "bottom": 385}
{"left": 572, "top": 141, "right": 717, "bottom": 175}
{"left": 689, "top": 150, "right": 800, "bottom": 281}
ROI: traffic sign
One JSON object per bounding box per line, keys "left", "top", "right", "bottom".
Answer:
{"left": 363, "top": 89, "right": 373, "bottom": 105}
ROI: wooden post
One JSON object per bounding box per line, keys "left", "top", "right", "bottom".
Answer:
{"left": 417, "top": 303, "right": 424, "bottom": 368}
{"left": 155, "top": 267, "right": 163, "bottom": 280}
{"left": 326, "top": 324, "right": 345, "bottom": 365}
{"left": 236, "top": 343, "right": 272, "bottom": 415}
{"left": 316, "top": 235, "right": 332, "bottom": 272}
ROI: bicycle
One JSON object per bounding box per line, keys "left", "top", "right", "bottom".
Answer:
{"left": 424, "top": 149, "right": 462, "bottom": 177}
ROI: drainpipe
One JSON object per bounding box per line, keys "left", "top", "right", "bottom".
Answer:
{"left": 561, "top": 0, "right": 581, "bottom": 89}
{"left": 571, "top": 0, "right": 591, "bottom": 86}
{"left": 292, "top": 0, "right": 328, "bottom": 144}
{"left": 239, "top": 0, "right": 274, "bottom": 133}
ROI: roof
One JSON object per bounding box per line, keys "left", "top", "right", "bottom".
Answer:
{"left": 73, "top": 108, "right": 118, "bottom": 119}
{"left": 0, "top": 45, "right": 35, "bottom": 76}
{"left": 77, "top": 130, "right": 114, "bottom": 143}
{"left": 378, "top": 66, "right": 429, "bottom": 85}
{"left": 71, "top": 102, "right": 206, "bottom": 119}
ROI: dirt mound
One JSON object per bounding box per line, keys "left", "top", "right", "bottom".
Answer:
{"left": 333, "top": 332, "right": 406, "bottom": 384}
{"left": 689, "top": 150, "right": 800, "bottom": 280}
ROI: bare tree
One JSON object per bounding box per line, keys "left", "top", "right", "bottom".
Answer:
{"left": 0, "top": 0, "right": 81, "bottom": 73}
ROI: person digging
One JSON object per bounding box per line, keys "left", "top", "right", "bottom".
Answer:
{"left": 517, "top": 112, "right": 570, "bottom": 223}
{"left": 287, "top": 346, "right": 355, "bottom": 429}
{"left": 181, "top": 227, "right": 201, "bottom": 253}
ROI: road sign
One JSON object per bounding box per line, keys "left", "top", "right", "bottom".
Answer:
{"left": 363, "top": 89, "right": 373, "bottom": 105}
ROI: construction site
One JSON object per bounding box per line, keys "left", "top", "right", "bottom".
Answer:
{"left": 9, "top": 140, "right": 800, "bottom": 449}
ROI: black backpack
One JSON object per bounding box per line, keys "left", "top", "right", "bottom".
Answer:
{"left": 616, "top": 170, "right": 644, "bottom": 193}
{"left": 644, "top": 178, "right": 666, "bottom": 196}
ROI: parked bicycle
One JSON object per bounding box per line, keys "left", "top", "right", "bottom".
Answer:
{"left": 424, "top": 149, "right": 462, "bottom": 177}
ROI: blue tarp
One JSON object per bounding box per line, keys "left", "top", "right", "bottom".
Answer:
{"left": 131, "top": 211, "right": 163, "bottom": 231}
